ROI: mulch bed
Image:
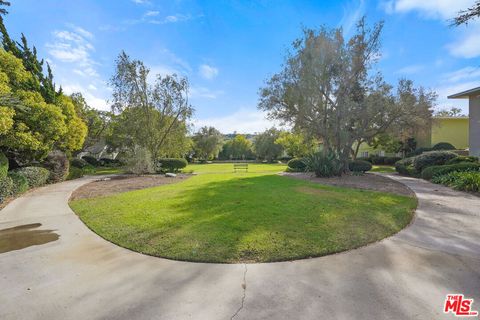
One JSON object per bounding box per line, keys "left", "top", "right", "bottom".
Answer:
{"left": 282, "top": 172, "right": 414, "bottom": 197}
{"left": 70, "top": 174, "right": 190, "bottom": 201}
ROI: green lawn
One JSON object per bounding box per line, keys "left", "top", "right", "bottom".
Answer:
{"left": 88, "top": 167, "right": 125, "bottom": 175}
{"left": 70, "top": 163, "right": 415, "bottom": 263}
{"left": 371, "top": 165, "right": 396, "bottom": 173}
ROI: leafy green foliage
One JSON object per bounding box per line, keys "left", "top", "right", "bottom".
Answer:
{"left": 125, "top": 146, "right": 154, "bottom": 175}
{"left": 253, "top": 128, "right": 284, "bottom": 161}
{"left": 0, "top": 151, "right": 7, "bottom": 178}
{"left": 81, "top": 156, "right": 99, "bottom": 166}
{"left": 432, "top": 142, "right": 456, "bottom": 151}
{"left": 0, "top": 174, "right": 13, "bottom": 203}
{"left": 16, "top": 166, "right": 49, "bottom": 188}
{"left": 218, "top": 135, "right": 254, "bottom": 160}
{"left": 157, "top": 158, "right": 188, "bottom": 173}
{"left": 432, "top": 171, "right": 480, "bottom": 192}
{"left": 275, "top": 131, "right": 316, "bottom": 158}
{"left": 287, "top": 158, "right": 306, "bottom": 171}
{"left": 348, "top": 160, "right": 372, "bottom": 172}
{"left": 8, "top": 171, "right": 28, "bottom": 194}
{"left": 192, "top": 126, "right": 223, "bottom": 161}
{"left": 71, "top": 158, "right": 87, "bottom": 169}
{"left": 446, "top": 156, "right": 478, "bottom": 165}
{"left": 395, "top": 157, "right": 416, "bottom": 176}
{"left": 303, "top": 152, "right": 342, "bottom": 177}
{"left": 421, "top": 162, "right": 480, "bottom": 180}
{"left": 67, "top": 166, "right": 84, "bottom": 180}
{"left": 413, "top": 151, "right": 458, "bottom": 172}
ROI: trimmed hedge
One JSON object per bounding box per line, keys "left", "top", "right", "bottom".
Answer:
{"left": 0, "top": 152, "right": 8, "bottom": 178}
{"left": 406, "top": 147, "right": 433, "bottom": 158}
{"left": 446, "top": 156, "right": 478, "bottom": 165}
{"left": 348, "top": 160, "right": 372, "bottom": 172}
{"left": 287, "top": 158, "right": 306, "bottom": 171}
{"left": 67, "top": 167, "right": 84, "bottom": 180}
{"left": 395, "top": 157, "right": 416, "bottom": 176}
{"left": 367, "top": 155, "right": 402, "bottom": 165}
{"left": 71, "top": 158, "right": 88, "bottom": 169}
{"left": 16, "top": 167, "right": 50, "bottom": 188}
{"left": 156, "top": 158, "right": 188, "bottom": 173}
{"left": 412, "top": 151, "right": 457, "bottom": 173}
{"left": 0, "top": 175, "right": 13, "bottom": 203}
{"left": 8, "top": 171, "right": 29, "bottom": 195}
{"left": 421, "top": 162, "right": 480, "bottom": 180}
{"left": 432, "top": 142, "right": 455, "bottom": 151}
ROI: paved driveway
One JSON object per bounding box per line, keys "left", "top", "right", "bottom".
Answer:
{"left": 0, "top": 174, "right": 479, "bottom": 320}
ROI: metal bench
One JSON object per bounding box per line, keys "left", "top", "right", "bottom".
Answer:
{"left": 233, "top": 163, "right": 248, "bottom": 172}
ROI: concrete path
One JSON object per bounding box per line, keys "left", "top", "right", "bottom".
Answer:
{"left": 0, "top": 174, "right": 479, "bottom": 320}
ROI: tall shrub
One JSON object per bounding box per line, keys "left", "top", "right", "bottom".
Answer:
{"left": 43, "top": 150, "right": 69, "bottom": 183}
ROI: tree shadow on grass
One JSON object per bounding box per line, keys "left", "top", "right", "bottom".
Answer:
{"left": 138, "top": 174, "right": 415, "bottom": 263}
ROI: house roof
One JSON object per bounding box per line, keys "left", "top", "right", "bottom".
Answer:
{"left": 448, "top": 86, "right": 480, "bottom": 99}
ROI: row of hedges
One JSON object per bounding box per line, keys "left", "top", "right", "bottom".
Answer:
{"left": 0, "top": 151, "right": 51, "bottom": 204}
{"left": 357, "top": 156, "right": 401, "bottom": 165}
{"left": 395, "top": 149, "right": 480, "bottom": 192}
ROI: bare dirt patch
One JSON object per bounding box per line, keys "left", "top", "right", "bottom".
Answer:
{"left": 70, "top": 174, "right": 190, "bottom": 201}
{"left": 284, "top": 172, "right": 414, "bottom": 197}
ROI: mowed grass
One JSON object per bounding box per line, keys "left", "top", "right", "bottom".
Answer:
{"left": 371, "top": 165, "right": 396, "bottom": 173}
{"left": 70, "top": 163, "right": 416, "bottom": 263}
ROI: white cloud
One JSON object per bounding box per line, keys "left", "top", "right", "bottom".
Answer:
{"left": 446, "top": 22, "right": 480, "bottom": 58}
{"left": 383, "top": 0, "right": 474, "bottom": 19}
{"left": 340, "top": 0, "right": 365, "bottom": 35}
{"left": 395, "top": 64, "right": 425, "bottom": 75}
{"left": 442, "top": 66, "right": 480, "bottom": 82}
{"left": 132, "top": 0, "right": 150, "bottom": 4}
{"left": 46, "top": 25, "right": 98, "bottom": 76}
{"left": 193, "top": 109, "right": 284, "bottom": 134}
{"left": 199, "top": 64, "right": 219, "bottom": 80}
{"left": 149, "top": 14, "right": 192, "bottom": 24}
{"left": 144, "top": 10, "right": 159, "bottom": 17}
{"left": 435, "top": 81, "right": 479, "bottom": 114}
{"left": 190, "top": 86, "right": 223, "bottom": 99}
{"left": 62, "top": 84, "right": 109, "bottom": 111}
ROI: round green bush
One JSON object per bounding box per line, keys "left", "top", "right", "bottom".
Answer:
{"left": 395, "top": 157, "right": 415, "bottom": 176}
{"left": 348, "top": 160, "right": 372, "bottom": 172}
{"left": 156, "top": 158, "right": 188, "bottom": 173}
{"left": 16, "top": 167, "right": 50, "bottom": 188}
{"left": 0, "top": 175, "right": 13, "bottom": 203}
{"left": 421, "top": 162, "right": 480, "bottom": 180}
{"left": 432, "top": 142, "right": 456, "bottom": 151}
{"left": 71, "top": 158, "right": 88, "bottom": 169}
{"left": 446, "top": 156, "right": 478, "bottom": 165}
{"left": 413, "top": 151, "right": 457, "bottom": 173}
{"left": 0, "top": 152, "right": 8, "bottom": 178}
{"left": 8, "top": 171, "right": 28, "bottom": 195}
{"left": 67, "top": 167, "right": 84, "bottom": 180}
{"left": 287, "top": 158, "right": 306, "bottom": 171}
{"left": 44, "top": 151, "right": 69, "bottom": 183}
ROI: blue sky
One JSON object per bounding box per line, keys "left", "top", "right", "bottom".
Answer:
{"left": 4, "top": 0, "right": 480, "bottom": 133}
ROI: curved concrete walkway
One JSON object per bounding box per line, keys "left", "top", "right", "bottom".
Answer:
{"left": 0, "top": 174, "right": 479, "bottom": 320}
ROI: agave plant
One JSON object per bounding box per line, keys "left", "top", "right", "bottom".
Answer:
{"left": 302, "top": 151, "right": 343, "bottom": 177}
